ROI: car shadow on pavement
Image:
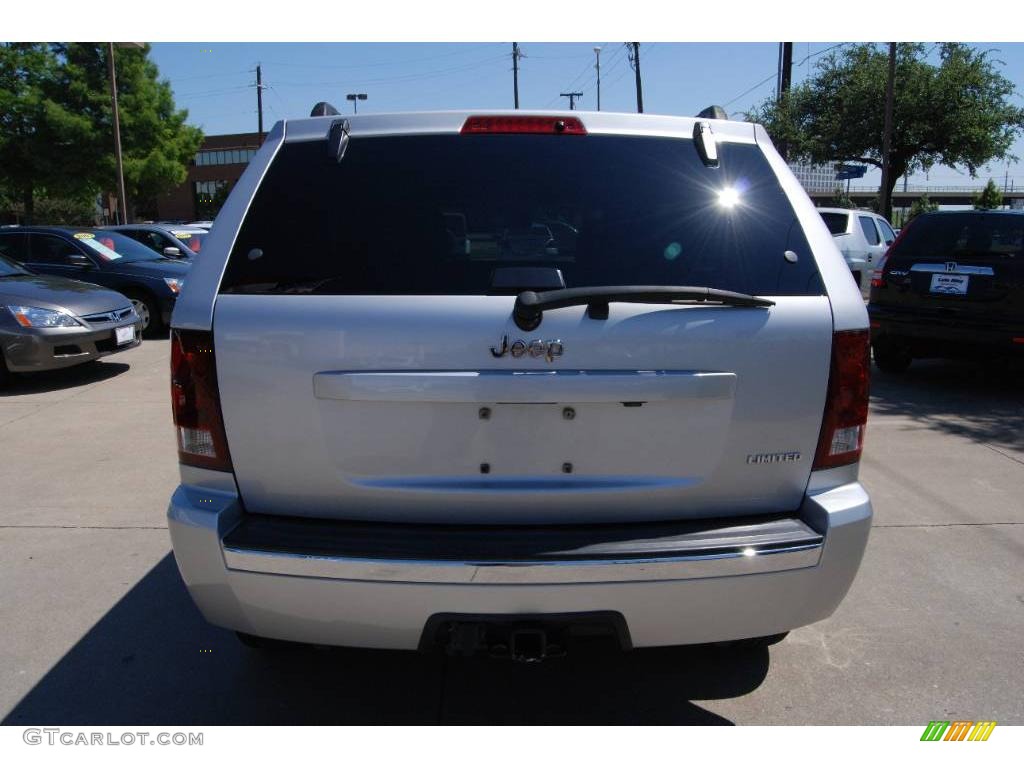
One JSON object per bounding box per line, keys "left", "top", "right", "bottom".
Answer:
{"left": 3, "top": 555, "right": 768, "bottom": 725}
{"left": 870, "top": 359, "right": 1024, "bottom": 452}
{"left": 1, "top": 361, "right": 130, "bottom": 396}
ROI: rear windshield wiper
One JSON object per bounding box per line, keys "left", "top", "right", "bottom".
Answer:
{"left": 513, "top": 285, "right": 774, "bottom": 331}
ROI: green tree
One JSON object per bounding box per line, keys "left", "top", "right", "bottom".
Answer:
{"left": 907, "top": 194, "right": 939, "bottom": 222}
{"left": 750, "top": 43, "right": 1024, "bottom": 219}
{"left": 0, "top": 43, "right": 97, "bottom": 222}
{"left": 972, "top": 178, "right": 1004, "bottom": 210}
{"left": 828, "top": 186, "right": 856, "bottom": 208}
{"left": 0, "top": 188, "right": 98, "bottom": 225}
{"left": 57, "top": 44, "right": 203, "bottom": 221}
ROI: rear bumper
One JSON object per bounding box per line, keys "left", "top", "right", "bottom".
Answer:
{"left": 1, "top": 322, "right": 143, "bottom": 372}
{"left": 167, "top": 473, "right": 872, "bottom": 650}
{"left": 868, "top": 304, "right": 1024, "bottom": 353}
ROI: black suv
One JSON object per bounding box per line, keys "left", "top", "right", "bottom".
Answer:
{"left": 868, "top": 210, "right": 1024, "bottom": 372}
{"left": 0, "top": 227, "right": 189, "bottom": 335}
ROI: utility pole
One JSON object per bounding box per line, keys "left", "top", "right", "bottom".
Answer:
{"left": 512, "top": 43, "right": 521, "bottom": 109}
{"left": 593, "top": 46, "right": 602, "bottom": 111}
{"left": 777, "top": 43, "right": 793, "bottom": 160}
{"left": 256, "top": 64, "right": 264, "bottom": 143}
{"left": 629, "top": 42, "right": 643, "bottom": 113}
{"left": 776, "top": 44, "right": 782, "bottom": 100}
{"left": 780, "top": 43, "right": 793, "bottom": 97}
{"left": 560, "top": 92, "right": 583, "bottom": 110}
{"left": 107, "top": 42, "right": 129, "bottom": 225}
{"left": 879, "top": 42, "right": 897, "bottom": 220}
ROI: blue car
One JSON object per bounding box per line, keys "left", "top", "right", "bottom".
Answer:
{"left": 0, "top": 226, "right": 189, "bottom": 335}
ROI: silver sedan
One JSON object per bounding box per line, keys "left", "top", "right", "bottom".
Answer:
{"left": 0, "top": 255, "right": 142, "bottom": 385}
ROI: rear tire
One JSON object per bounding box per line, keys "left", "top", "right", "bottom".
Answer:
{"left": 873, "top": 341, "right": 912, "bottom": 373}
{"left": 235, "top": 631, "right": 304, "bottom": 652}
{"left": 715, "top": 632, "right": 789, "bottom": 650}
{"left": 737, "top": 631, "right": 789, "bottom": 648}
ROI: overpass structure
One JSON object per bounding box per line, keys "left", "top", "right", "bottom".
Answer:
{"left": 806, "top": 185, "right": 1024, "bottom": 208}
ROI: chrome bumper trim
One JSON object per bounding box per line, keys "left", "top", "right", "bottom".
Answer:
{"left": 222, "top": 541, "right": 822, "bottom": 585}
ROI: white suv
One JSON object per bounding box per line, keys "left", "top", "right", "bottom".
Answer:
{"left": 818, "top": 207, "right": 898, "bottom": 296}
{"left": 167, "top": 110, "right": 872, "bottom": 660}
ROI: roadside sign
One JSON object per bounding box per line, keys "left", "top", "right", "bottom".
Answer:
{"left": 835, "top": 164, "right": 868, "bottom": 181}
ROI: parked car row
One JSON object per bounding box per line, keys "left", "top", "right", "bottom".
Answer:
{"left": 818, "top": 207, "right": 897, "bottom": 296}
{"left": 0, "top": 225, "right": 193, "bottom": 385}
{"left": 867, "top": 210, "right": 1024, "bottom": 371}
{"left": 815, "top": 205, "right": 1022, "bottom": 371}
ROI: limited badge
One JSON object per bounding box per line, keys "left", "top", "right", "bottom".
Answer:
{"left": 73, "top": 232, "right": 95, "bottom": 239}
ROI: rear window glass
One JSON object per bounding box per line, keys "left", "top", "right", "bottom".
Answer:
{"left": 221, "top": 134, "right": 823, "bottom": 296}
{"left": 820, "top": 212, "right": 849, "bottom": 235}
{"left": 892, "top": 213, "right": 1024, "bottom": 259}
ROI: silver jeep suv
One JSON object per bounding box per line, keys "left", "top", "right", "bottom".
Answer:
{"left": 167, "top": 110, "right": 872, "bottom": 659}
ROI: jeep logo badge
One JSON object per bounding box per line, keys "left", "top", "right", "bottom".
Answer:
{"left": 490, "top": 334, "right": 563, "bottom": 363}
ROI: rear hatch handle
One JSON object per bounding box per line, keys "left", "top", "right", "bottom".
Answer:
{"left": 512, "top": 285, "right": 775, "bottom": 330}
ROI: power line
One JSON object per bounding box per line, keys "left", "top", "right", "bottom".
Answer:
{"left": 553, "top": 43, "right": 624, "bottom": 108}
{"left": 269, "top": 54, "right": 509, "bottom": 88}
{"left": 257, "top": 43, "right": 498, "bottom": 72}
{"left": 167, "top": 68, "right": 254, "bottom": 84}
{"left": 795, "top": 42, "right": 845, "bottom": 67}
{"left": 722, "top": 72, "right": 778, "bottom": 109}
{"left": 722, "top": 43, "right": 850, "bottom": 112}
{"left": 175, "top": 85, "right": 253, "bottom": 99}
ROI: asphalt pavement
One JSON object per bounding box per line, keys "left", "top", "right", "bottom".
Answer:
{"left": 1, "top": 339, "right": 1021, "bottom": 725}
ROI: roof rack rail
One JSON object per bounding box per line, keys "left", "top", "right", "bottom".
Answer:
{"left": 310, "top": 101, "right": 341, "bottom": 117}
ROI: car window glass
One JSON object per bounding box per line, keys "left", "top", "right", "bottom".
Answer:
{"left": 819, "top": 212, "right": 849, "bottom": 235}
{"left": 172, "top": 231, "right": 204, "bottom": 253}
{"left": 858, "top": 216, "right": 881, "bottom": 245}
{"left": 0, "top": 252, "right": 29, "bottom": 276}
{"left": 0, "top": 233, "right": 29, "bottom": 263}
{"left": 223, "top": 135, "right": 824, "bottom": 297}
{"left": 29, "top": 234, "right": 84, "bottom": 264}
{"left": 891, "top": 214, "right": 1024, "bottom": 259}
{"left": 75, "top": 230, "right": 161, "bottom": 262}
{"left": 147, "top": 232, "right": 168, "bottom": 251}
{"left": 876, "top": 218, "right": 896, "bottom": 245}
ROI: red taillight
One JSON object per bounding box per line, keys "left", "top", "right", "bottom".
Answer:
{"left": 871, "top": 221, "right": 913, "bottom": 288}
{"left": 813, "top": 329, "right": 870, "bottom": 470}
{"left": 460, "top": 115, "right": 587, "bottom": 135}
{"left": 171, "top": 329, "right": 233, "bottom": 472}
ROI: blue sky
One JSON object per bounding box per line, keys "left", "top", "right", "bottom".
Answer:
{"left": 149, "top": 42, "right": 1024, "bottom": 189}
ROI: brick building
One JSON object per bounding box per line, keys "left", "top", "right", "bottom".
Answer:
{"left": 155, "top": 132, "right": 263, "bottom": 222}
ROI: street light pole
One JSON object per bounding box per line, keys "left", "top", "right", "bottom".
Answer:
{"left": 346, "top": 93, "right": 367, "bottom": 114}
{"left": 107, "top": 42, "right": 129, "bottom": 225}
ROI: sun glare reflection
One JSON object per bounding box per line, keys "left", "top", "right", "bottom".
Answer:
{"left": 718, "top": 186, "right": 741, "bottom": 208}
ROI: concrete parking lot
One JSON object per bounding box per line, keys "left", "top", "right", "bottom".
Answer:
{"left": 1, "top": 339, "right": 1021, "bottom": 725}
